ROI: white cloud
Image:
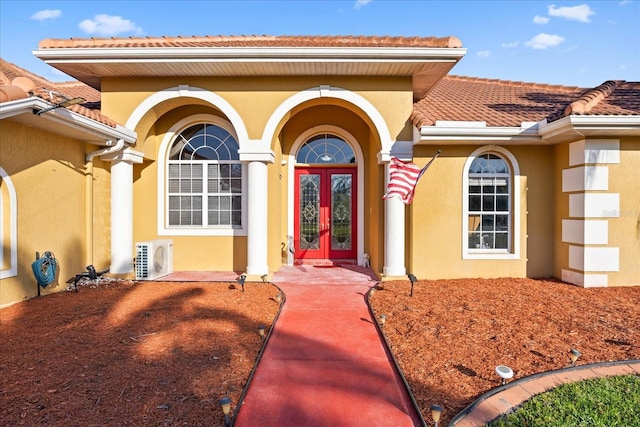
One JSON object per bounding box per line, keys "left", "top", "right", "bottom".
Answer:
{"left": 533, "top": 15, "right": 550, "bottom": 24}
{"left": 78, "top": 14, "right": 142, "bottom": 36}
{"left": 501, "top": 41, "right": 519, "bottom": 48}
{"left": 477, "top": 50, "right": 491, "bottom": 58}
{"left": 525, "top": 33, "right": 565, "bottom": 49}
{"left": 354, "top": 0, "right": 372, "bottom": 9}
{"left": 548, "top": 4, "right": 595, "bottom": 22}
{"left": 30, "top": 9, "right": 61, "bottom": 21}
{"left": 619, "top": 0, "right": 631, "bottom": 5}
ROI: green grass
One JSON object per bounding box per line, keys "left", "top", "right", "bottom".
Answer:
{"left": 489, "top": 374, "right": 640, "bottom": 427}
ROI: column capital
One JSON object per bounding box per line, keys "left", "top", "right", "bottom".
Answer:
{"left": 377, "top": 140, "right": 414, "bottom": 164}
{"left": 238, "top": 148, "right": 275, "bottom": 163}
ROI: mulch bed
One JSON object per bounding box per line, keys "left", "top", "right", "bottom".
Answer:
{"left": 0, "top": 280, "right": 280, "bottom": 426}
{"left": 2, "top": 277, "right": 638, "bottom": 426}
{"left": 369, "top": 278, "right": 640, "bottom": 426}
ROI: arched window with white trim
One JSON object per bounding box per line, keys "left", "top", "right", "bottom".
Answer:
{"left": 462, "top": 147, "right": 520, "bottom": 259}
{"left": 0, "top": 168, "right": 18, "bottom": 279}
{"left": 167, "top": 123, "right": 243, "bottom": 229}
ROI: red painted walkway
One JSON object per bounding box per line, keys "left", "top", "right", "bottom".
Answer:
{"left": 233, "top": 265, "right": 423, "bottom": 427}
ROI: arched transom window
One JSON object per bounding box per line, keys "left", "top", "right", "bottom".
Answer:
{"left": 296, "top": 134, "right": 356, "bottom": 164}
{"left": 167, "top": 123, "right": 242, "bottom": 228}
{"left": 467, "top": 153, "right": 511, "bottom": 251}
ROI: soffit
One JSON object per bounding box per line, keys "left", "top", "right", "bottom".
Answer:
{"left": 33, "top": 35, "right": 467, "bottom": 98}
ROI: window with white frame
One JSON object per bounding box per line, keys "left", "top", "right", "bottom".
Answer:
{"left": 466, "top": 153, "right": 512, "bottom": 252}
{"left": 167, "top": 123, "right": 242, "bottom": 229}
{"left": 0, "top": 168, "right": 18, "bottom": 279}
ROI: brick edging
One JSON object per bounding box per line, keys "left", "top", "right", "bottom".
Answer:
{"left": 448, "top": 359, "right": 640, "bottom": 426}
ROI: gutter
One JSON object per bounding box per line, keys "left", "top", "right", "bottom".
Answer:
{"left": 1, "top": 97, "right": 137, "bottom": 144}
{"left": 33, "top": 46, "right": 467, "bottom": 62}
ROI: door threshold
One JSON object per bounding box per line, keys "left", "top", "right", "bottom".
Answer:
{"left": 294, "top": 259, "right": 358, "bottom": 267}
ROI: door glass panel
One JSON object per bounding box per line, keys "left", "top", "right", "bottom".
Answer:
{"left": 331, "top": 174, "right": 352, "bottom": 250}
{"left": 299, "top": 174, "right": 320, "bottom": 250}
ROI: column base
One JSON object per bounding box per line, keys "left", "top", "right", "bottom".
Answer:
{"left": 246, "top": 265, "right": 269, "bottom": 276}
{"left": 383, "top": 266, "right": 406, "bottom": 277}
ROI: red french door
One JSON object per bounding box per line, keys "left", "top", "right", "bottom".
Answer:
{"left": 294, "top": 168, "right": 356, "bottom": 260}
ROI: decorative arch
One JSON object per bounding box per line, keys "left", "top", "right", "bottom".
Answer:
{"left": 0, "top": 167, "right": 17, "bottom": 279}
{"left": 125, "top": 85, "right": 250, "bottom": 147}
{"left": 462, "top": 145, "right": 521, "bottom": 260}
{"left": 261, "top": 85, "right": 392, "bottom": 153}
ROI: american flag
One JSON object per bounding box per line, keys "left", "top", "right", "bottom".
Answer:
{"left": 382, "top": 152, "right": 440, "bottom": 204}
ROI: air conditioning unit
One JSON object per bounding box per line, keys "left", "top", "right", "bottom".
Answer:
{"left": 135, "top": 240, "right": 173, "bottom": 280}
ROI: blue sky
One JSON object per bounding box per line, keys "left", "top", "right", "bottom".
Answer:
{"left": 1, "top": 0, "right": 638, "bottom": 88}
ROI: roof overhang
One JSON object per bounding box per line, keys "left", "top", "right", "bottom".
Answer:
{"left": 416, "top": 116, "right": 640, "bottom": 145}
{"left": 0, "top": 97, "right": 137, "bottom": 144}
{"left": 539, "top": 115, "right": 640, "bottom": 144}
{"left": 416, "top": 121, "right": 545, "bottom": 145}
{"left": 32, "top": 46, "right": 467, "bottom": 99}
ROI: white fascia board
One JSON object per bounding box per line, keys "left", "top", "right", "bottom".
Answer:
{"left": 1, "top": 97, "right": 136, "bottom": 144}
{"left": 541, "top": 115, "right": 640, "bottom": 140}
{"left": 33, "top": 47, "right": 467, "bottom": 62}
{"left": 568, "top": 115, "right": 640, "bottom": 129}
{"left": 40, "top": 107, "right": 137, "bottom": 143}
{"left": 417, "top": 123, "right": 543, "bottom": 144}
{"left": 0, "top": 97, "right": 42, "bottom": 119}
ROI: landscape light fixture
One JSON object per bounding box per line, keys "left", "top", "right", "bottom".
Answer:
{"left": 35, "top": 93, "right": 85, "bottom": 116}
{"left": 275, "top": 292, "right": 283, "bottom": 303}
{"left": 237, "top": 274, "right": 246, "bottom": 292}
{"left": 261, "top": 274, "right": 268, "bottom": 283}
{"left": 408, "top": 274, "right": 418, "bottom": 297}
{"left": 218, "top": 396, "right": 232, "bottom": 427}
{"left": 570, "top": 349, "right": 581, "bottom": 366}
{"left": 379, "top": 314, "right": 387, "bottom": 327}
{"left": 430, "top": 404, "right": 443, "bottom": 427}
{"left": 495, "top": 365, "right": 514, "bottom": 385}
{"left": 258, "top": 325, "right": 265, "bottom": 339}
{"left": 369, "top": 287, "right": 375, "bottom": 296}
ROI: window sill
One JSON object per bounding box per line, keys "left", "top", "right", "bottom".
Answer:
{"left": 158, "top": 227, "right": 247, "bottom": 237}
{"left": 463, "top": 250, "right": 520, "bottom": 260}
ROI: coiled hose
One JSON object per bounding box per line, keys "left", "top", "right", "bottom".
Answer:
{"left": 31, "top": 251, "right": 58, "bottom": 288}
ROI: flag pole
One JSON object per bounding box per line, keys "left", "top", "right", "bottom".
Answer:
{"left": 417, "top": 149, "right": 441, "bottom": 179}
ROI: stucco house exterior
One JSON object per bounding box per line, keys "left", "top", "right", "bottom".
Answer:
{"left": 1, "top": 35, "right": 639, "bottom": 308}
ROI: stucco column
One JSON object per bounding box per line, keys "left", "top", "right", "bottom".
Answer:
{"left": 383, "top": 161, "right": 407, "bottom": 277}
{"left": 246, "top": 160, "right": 269, "bottom": 275}
{"left": 102, "top": 148, "right": 143, "bottom": 274}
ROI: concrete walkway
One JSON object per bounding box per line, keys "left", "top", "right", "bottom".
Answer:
{"left": 233, "top": 265, "right": 423, "bottom": 427}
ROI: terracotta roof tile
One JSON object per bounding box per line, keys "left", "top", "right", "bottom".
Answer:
{"left": 570, "top": 81, "right": 640, "bottom": 116}
{"left": 38, "top": 34, "right": 463, "bottom": 49}
{"left": 412, "top": 75, "right": 640, "bottom": 128}
{"left": 0, "top": 58, "right": 118, "bottom": 128}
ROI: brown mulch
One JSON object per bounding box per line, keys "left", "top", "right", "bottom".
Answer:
{"left": 1, "top": 277, "right": 639, "bottom": 427}
{"left": 0, "top": 280, "right": 280, "bottom": 426}
{"left": 369, "top": 278, "right": 640, "bottom": 426}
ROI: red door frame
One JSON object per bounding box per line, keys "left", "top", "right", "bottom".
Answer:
{"left": 294, "top": 167, "right": 357, "bottom": 260}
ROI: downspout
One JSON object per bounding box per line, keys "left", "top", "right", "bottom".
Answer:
{"left": 85, "top": 139, "right": 126, "bottom": 266}
{"left": 86, "top": 138, "right": 125, "bottom": 162}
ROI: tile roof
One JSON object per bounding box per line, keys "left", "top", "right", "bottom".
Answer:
{"left": 0, "top": 58, "right": 118, "bottom": 128}
{"left": 412, "top": 75, "right": 640, "bottom": 128}
{"left": 38, "top": 34, "right": 463, "bottom": 49}
{"left": 566, "top": 80, "right": 640, "bottom": 116}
